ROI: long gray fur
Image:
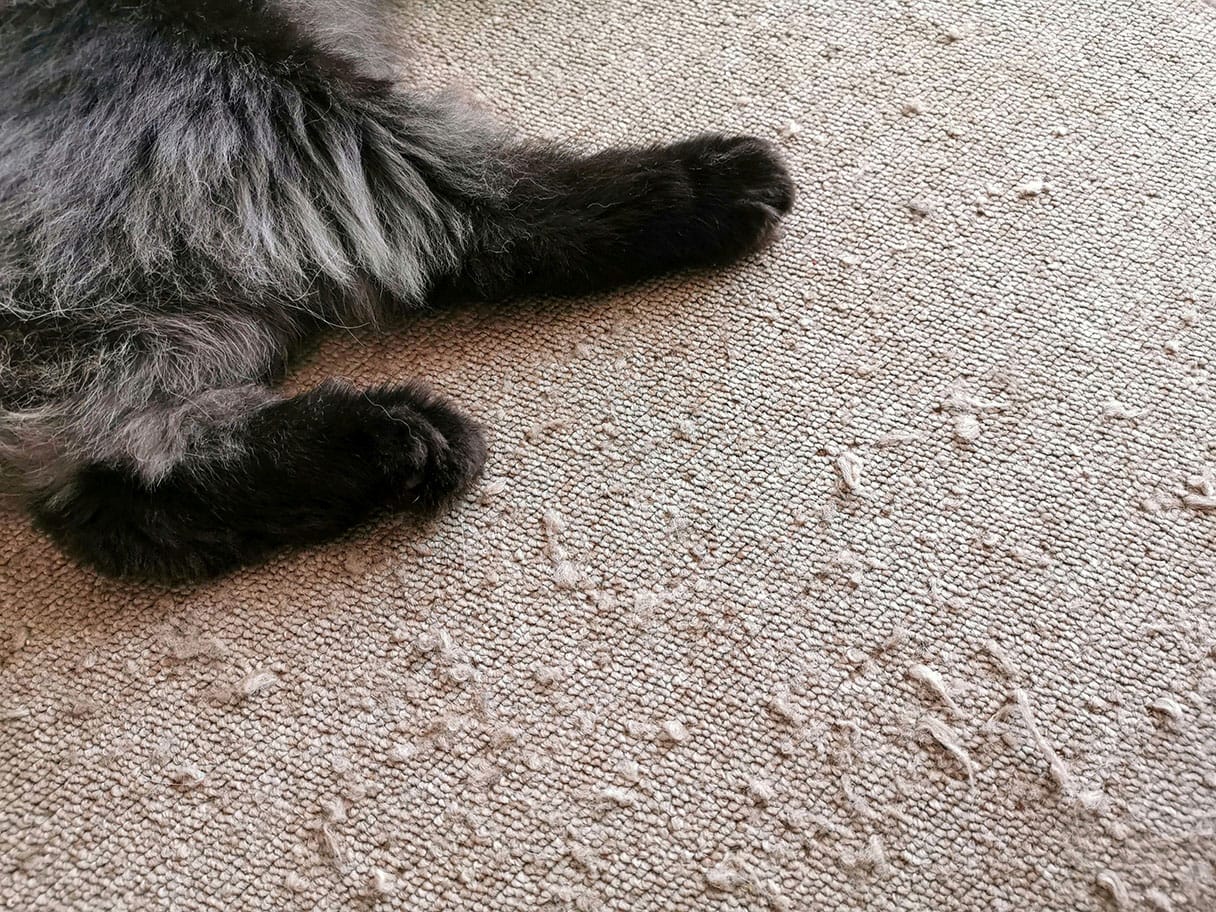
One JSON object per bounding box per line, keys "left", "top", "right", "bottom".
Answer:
{"left": 1, "top": 1, "right": 495, "bottom": 489}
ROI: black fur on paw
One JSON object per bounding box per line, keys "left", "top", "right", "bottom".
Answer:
{"left": 359, "top": 382, "right": 488, "bottom": 509}
{"left": 667, "top": 133, "right": 796, "bottom": 265}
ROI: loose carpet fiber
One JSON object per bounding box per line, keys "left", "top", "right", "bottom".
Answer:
{"left": 2, "top": 1, "right": 1215, "bottom": 910}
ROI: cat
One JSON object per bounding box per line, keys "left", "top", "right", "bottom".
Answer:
{"left": 0, "top": 0, "right": 794, "bottom": 583}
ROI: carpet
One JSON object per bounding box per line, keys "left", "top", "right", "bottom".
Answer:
{"left": 2, "top": 1, "right": 1215, "bottom": 909}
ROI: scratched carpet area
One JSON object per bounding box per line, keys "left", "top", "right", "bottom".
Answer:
{"left": 2, "top": 1, "right": 1214, "bottom": 909}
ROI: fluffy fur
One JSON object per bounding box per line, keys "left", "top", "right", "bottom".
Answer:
{"left": 0, "top": 0, "right": 795, "bottom": 582}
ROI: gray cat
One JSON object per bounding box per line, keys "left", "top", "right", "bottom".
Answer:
{"left": 0, "top": 0, "right": 794, "bottom": 582}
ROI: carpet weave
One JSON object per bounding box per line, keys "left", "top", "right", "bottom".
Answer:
{"left": 3, "top": 1, "right": 1215, "bottom": 909}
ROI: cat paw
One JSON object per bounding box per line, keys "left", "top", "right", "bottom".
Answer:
{"left": 366, "top": 383, "right": 488, "bottom": 508}
{"left": 671, "top": 134, "right": 796, "bottom": 264}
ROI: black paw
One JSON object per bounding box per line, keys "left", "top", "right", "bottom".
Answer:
{"left": 363, "top": 383, "right": 488, "bottom": 509}
{"left": 669, "top": 133, "right": 796, "bottom": 265}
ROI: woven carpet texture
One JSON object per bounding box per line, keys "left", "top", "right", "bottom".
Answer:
{"left": 2, "top": 1, "right": 1215, "bottom": 909}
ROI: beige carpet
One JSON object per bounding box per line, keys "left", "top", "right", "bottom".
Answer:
{"left": 3, "top": 0, "right": 1215, "bottom": 909}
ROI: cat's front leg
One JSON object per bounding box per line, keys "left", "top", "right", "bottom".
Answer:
{"left": 435, "top": 133, "right": 795, "bottom": 302}
{"left": 29, "top": 381, "right": 486, "bottom": 583}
